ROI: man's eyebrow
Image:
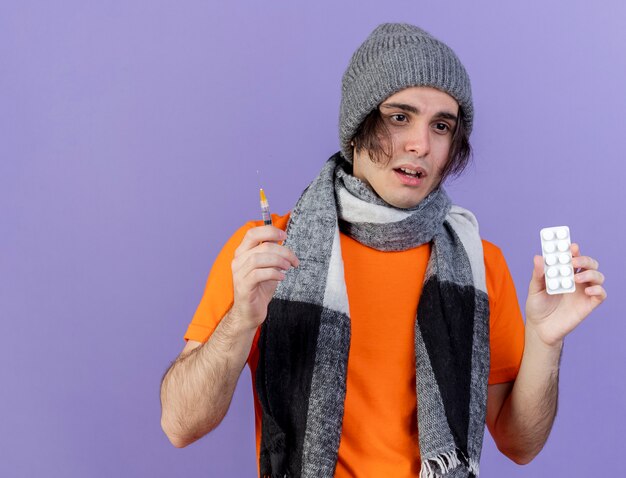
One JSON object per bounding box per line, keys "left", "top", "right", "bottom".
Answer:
{"left": 380, "top": 102, "right": 458, "bottom": 122}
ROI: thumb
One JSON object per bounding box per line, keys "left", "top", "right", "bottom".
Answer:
{"left": 528, "top": 255, "right": 546, "bottom": 295}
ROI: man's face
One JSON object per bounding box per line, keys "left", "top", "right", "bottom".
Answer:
{"left": 353, "top": 86, "right": 459, "bottom": 209}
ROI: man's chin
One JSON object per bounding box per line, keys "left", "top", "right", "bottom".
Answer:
{"left": 383, "top": 195, "right": 425, "bottom": 210}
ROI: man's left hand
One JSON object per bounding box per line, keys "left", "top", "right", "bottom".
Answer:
{"left": 525, "top": 243, "right": 607, "bottom": 347}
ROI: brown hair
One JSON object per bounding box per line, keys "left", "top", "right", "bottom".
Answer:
{"left": 351, "top": 107, "right": 472, "bottom": 184}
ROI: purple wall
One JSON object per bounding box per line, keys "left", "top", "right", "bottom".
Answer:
{"left": 2, "top": 1, "right": 624, "bottom": 476}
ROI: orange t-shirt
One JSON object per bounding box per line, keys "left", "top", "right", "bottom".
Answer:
{"left": 184, "top": 213, "right": 525, "bottom": 477}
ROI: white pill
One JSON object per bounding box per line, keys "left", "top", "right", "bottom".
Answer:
{"left": 559, "top": 266, "right": 571, "bottom": 276}
{"left": 557, "top": 240, "right": 569, "bottom": 252}
{"left": 547, "top": 267, "right": 559, "bottom": 278}
{"left": 556, "top": 228, "right": 568, "bottom": 240}
{"left": 544, "top": 243, "right": 556, "bottom": 253}
{"left": 542, "top": 230, "right": 555, "bottom": 241}
{"left": 561, "top": 278, "right": 573, "bottom": 289}
{"left": 558, "top": 254, "right": 571, "bottom": 264}
{"left": 548, "top": 278, "right": 560, "bottom": 290}
{"left": 546, "top": 254, "right": 557, "bottom": 266}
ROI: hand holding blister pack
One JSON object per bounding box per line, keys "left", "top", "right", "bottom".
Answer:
{"left": 540, "top": 226, "right": 575, "bottom": 295}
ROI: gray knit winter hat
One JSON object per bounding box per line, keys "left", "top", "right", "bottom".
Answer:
{"left": 339, "top": 23, "right": 473, "bottom": 162}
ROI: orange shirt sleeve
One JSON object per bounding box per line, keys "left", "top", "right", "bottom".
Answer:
{"left": 484, "top": 240, "right": 526, "bottom": 385}
{"left": 184, "top": 213, "right": 291, "bottom": 344}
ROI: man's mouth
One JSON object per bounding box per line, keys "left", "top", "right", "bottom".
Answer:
{"left": 395, "top": 167, "right": 425, "bottom": 178}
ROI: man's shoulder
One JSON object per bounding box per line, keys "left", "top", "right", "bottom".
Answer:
{"left": 481, "top": 239, "right": 503, "bottom": 256}
{"left": 272, "top": 212, "right": 291, "bottom": 230}
{"left": 481, "top": 239, "right": 507, "bottom": 269}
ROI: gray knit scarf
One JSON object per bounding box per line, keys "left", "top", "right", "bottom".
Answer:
{"left": 256, "top": 153, "right": 490, "bottom": 478}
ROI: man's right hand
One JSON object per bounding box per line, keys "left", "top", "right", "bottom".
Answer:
{"left": 229, "top": 225, "right": 299, "bottom": 331}
{"left": 161, "top": 224, "right": 299, "bottom": 448}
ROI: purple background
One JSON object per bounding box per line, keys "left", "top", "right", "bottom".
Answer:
{"left": 2, "top": 1, "right": 625, "bottom": 476}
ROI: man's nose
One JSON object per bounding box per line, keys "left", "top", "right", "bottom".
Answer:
{"left": 403, "top": 123, "right": 430, "bottom": 157}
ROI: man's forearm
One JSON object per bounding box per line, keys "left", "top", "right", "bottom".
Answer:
{"left": 493, "top": 325, "right": 563, "bottom": 464}
{"left": 160, "top": 312, "right": 257, "bottom": 447}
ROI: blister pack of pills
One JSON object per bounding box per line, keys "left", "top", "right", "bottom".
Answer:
{"left": 540, "top": 226, "right": 575, "bottom": 295}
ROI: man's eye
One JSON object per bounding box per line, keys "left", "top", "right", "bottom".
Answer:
{"left": 391, "top": 114, "right": 407, "bottom": 122}
{"left": 434, "top": 122, "right": 450, "bottom": 132}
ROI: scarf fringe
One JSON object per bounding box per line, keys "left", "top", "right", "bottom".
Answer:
{"left": 419, "top": 450, "right": 480, "bottom": 477}
{"left": 469, "top": 457, "right": 480, "bottom": 475}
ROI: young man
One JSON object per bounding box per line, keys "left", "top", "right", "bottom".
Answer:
{"left": 160, "top": 23, "right": 606, "bottom": 477}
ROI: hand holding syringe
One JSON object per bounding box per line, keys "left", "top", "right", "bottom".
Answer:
{"left": 228, "top": 187, "right": 299, "bottom": 330}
